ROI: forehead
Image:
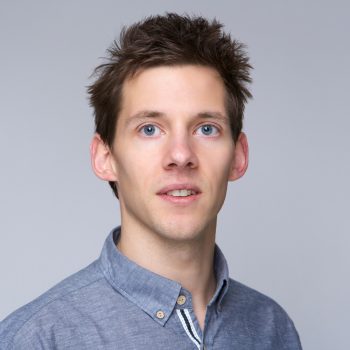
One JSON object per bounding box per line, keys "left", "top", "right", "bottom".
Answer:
{"left": 118, "top": 65, "right": 228, "bottom": 121}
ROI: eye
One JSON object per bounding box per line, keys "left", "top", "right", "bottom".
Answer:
{"left": 196, "top": 124, "right": 219, "bottom": 136}
{"left": 139, "top": 124, "right": 161, "bottom": 137}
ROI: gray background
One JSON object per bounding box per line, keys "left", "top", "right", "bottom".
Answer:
{"left": 0, "top": 1, "right": 349, "bottom": 349}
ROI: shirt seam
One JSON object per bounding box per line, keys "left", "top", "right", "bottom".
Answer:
{"left": 9, "top": 276, "right": 105, "bottom": 344}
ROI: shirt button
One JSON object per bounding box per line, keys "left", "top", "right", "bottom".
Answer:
{"left": 156, "top": 310, "right": 165, "bottom": 319}
{"left": 177, "top": 295, "right": 187, "bottom": 305}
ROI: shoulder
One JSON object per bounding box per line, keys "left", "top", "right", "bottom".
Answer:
{"left": 226, "top": 278, "right": 286, "bottom": 312}
{"left": 0, "top": 260, "right": 105, "bottom": 349}
{"left": 223, "top": 279, "right": 302, "bottom": 349}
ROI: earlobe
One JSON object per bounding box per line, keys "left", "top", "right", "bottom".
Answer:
{"left": 228, "top": 132, "right": 249, "bottom": 181}
{"left": 90, "top": 133, "right": 118, "bottom": 182}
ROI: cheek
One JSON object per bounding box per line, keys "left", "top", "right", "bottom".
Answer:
{"left": 200, "top": 144, "right": 234, "bottom": 180}
{"left": 116, "top": 146, "right": 159, "bottom": 188}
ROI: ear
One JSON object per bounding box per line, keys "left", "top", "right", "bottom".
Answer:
{"left": 228, "top": 132, "right": 249, "bottom": 181}
{"left": 90, "top": 133, "right": 118, "bottom": 182}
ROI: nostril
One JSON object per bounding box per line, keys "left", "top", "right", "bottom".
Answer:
{"left": 166, "top": 161, "right": 196, "bottom": 169}
{"left": 163, "top": 142, "right": 198, "bottom": 169}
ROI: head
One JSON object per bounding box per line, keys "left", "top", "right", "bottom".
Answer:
{"left": 88, "top": 13, "right": 252, "bottom": 198}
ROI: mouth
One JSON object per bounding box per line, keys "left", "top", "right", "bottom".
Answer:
{"left": 165, "top": 189, "right": 197, "bottom": 197}
{"left": 157, "top": 185, "right": 201, "bottom": 204}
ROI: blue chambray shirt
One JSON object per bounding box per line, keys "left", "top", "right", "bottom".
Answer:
{"left": 0, "top": 227, "right": 302, "bottom": 349}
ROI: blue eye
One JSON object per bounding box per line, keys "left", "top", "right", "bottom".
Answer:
{"left": 197, "top": 124, "right": 219, "bottom": 136}
{"left": 140, "top": 124, "right": 161, "bottom": 136}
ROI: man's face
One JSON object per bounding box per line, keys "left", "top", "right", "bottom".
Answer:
{"left": 108, "top": 65, "right": 245, "bottom": 242}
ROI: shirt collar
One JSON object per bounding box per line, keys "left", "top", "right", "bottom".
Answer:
{"left": 99, "top": 226, "right": 230, "bottom": 325}
{"left": 210, "top": 243, "right": 230, "bottom": 309}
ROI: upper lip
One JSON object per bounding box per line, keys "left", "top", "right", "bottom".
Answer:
{"left": 157, "top": 184, "right": 201, "bottom": 195}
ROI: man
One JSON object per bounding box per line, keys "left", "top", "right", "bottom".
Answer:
{"left": 0, "top": 13, "right": 302, "bottom": 349}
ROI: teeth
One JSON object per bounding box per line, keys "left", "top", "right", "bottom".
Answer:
{"left": 166, "top": 189, "right": 195, "bottom": 197}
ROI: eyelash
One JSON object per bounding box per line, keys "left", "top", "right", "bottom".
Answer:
{"left": 138, "top": 124, "right": 162, "bottom": 137}
{"left": 195, "top": 124, "right": 220, "bottom": 136}
{"left": 138, "top": 123, "right": 221, "bottom": 137}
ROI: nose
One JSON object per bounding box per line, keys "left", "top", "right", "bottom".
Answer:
{"left": 162, "top": 133, "right": 198, "bottom": 170}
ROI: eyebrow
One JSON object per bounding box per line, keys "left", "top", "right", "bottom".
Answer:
{"left": 197, "top": 111, "right": 229, "bottom": 123}
{"left": 122, "top": 111, "right": 163, "bottom": 128}
{"left": 125, "top": 110, "right": 229, "bottom": 127}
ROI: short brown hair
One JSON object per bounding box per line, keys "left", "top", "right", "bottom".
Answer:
{"left": 88, "top": 13, "right": 252, "bottom": 197}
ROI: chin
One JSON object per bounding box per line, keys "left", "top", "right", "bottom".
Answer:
{"left": 151, "top": 219, "right": 211, "bottom": 243}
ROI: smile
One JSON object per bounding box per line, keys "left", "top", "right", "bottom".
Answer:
{"left": 157, "top": 184, "right": 201, "bottom": 205}
{"left": 166, "top": 189, "right": 197, "bottom": 197}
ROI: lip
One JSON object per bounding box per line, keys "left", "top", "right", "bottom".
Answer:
{"left": 157, "top": 183, "right": 202, "bottom": 205}
{"left": 157, "top": 183, "right": 201, "bottom": 195}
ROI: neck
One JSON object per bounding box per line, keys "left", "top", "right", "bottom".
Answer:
{"left": 116, "top": 219, "right": 218, "bottom": 329}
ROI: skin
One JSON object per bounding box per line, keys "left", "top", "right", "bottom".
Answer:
{"left": 90, "top": 65, "right": 248, "bottom": 330}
